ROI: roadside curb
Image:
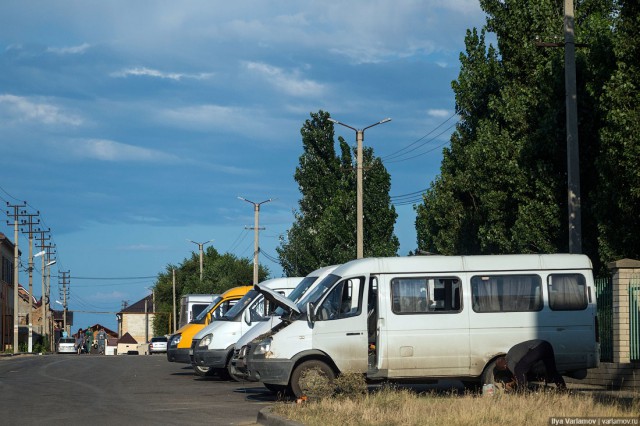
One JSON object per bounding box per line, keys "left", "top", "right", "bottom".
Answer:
{"left": 257, "top": 406, "right": 304, "bottom": 426}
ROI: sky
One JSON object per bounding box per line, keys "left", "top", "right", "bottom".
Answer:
{"left": 0, "top": 1, "right": 488, "bottom": 333}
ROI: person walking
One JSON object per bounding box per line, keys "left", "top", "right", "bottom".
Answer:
{"left": 84, "top": 327, "right": 94, "bottom": 354}
{"left": 495, "top": 339, "right": 567, "bottom": 392}
{"left": 97, "top": 327, "right": 107, "bottom": 354}
{"left": 75, "top": 328, "right": 84, "bottom": 355}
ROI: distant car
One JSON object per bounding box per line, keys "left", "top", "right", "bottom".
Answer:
{"left": 57, "top": 337, "right": 76, "bottom": 354}
{"left": 149, "top": 336, "right": 168, "bottom": 354}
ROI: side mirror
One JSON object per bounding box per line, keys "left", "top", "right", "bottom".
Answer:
{"left": 306, "top": 302, "right": 315, "bottom": 325}
{"left": 243, "top": 308, "right": 252, "bottom": 326}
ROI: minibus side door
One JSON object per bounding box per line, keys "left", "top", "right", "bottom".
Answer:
{"left": 311, "top": 275, "right": 368, "bottom": 373}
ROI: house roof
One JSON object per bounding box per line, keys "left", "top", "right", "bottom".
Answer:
{"left": 119, "top": 294, "right": 154, "bottom": 314}
{"left": 118, "top": 332, "right": 138, "bottom": 344}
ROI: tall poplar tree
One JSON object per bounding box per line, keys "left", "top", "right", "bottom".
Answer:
{"left": 416, "top": 0, "right": 616, "bottom": 272}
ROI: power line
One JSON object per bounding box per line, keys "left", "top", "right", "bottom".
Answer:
{"left": 380, "top": 113, "right": 458, "bottom": 162}
{"left": 71, "top": 275, "right": 157, "bottom": 280}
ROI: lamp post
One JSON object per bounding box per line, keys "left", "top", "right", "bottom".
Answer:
{"left": 188, "top": 240, "right": 212, "bottom": 281}
{"left": 238, "top": 197, "right": 272, "bottom": 285}
{"left": 328, "top": 117, "right": 391, "bottom": 259}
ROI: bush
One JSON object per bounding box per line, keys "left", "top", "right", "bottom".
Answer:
{"left": 334, "top": 371, "right": 367, "bottom": 398}
{"left": 299, "top": 367, "right": 335, "bottom": 400}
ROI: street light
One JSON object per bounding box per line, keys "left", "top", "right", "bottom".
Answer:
{"left": 238, "top": 197, "right": 272, "bottom": 285}
{"left": 328, "top": 117, "right": 391, "bottom": 259}
{"left": 187, "top": 239, "right": 212, "bottom": 281}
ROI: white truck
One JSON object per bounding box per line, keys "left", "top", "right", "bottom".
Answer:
{"left": 178, "top": 294, "right": 218, "bottom": 329}
{"left": 245, "top": 254, "right": 600, "bottom": 397}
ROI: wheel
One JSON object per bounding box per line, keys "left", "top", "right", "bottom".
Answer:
{"left": 193, "top": 364, "right": 215, "bottom": 377}
{"left": 289, "top": 360, "right": 336, "bottom": 399}
{"left": 481, "top": 359, "right": 512, "bottom": 392}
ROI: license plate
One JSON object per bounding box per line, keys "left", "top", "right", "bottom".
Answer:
{"left": 188, "top": 349, "right": 193, "bottom": 356}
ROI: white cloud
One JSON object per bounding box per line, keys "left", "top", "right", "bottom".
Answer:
{"left": 244, "top": 61, "right": 325, "bottom": 97}
{"left": 110, "top": 67, "right": 213, "bottom": 81}
{"left": 0, "top": 94, "right": 83, "bottom": 126}
{"left": 427, "top": 109, "right": 451, "bottom": 118}
{"left": 46, "top": 43, "right": 91, "bottom": 55}
{"left": 55, "top": 138, "right": 179, "bottom": 163}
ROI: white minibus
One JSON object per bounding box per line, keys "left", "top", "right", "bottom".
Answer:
{"left": 246, "top": 254, "right": 599, "bottom": 397}
{"left": 230, "top": 265, "right": 339, "bottom": 385}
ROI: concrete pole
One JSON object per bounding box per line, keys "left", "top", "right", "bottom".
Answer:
{"left": 356, "top": 130, "right": 364, "bottom": 259}
{"left": 172, "top": 268, "right": 176, "bottom": 333}
{"left": 564, "top": 0, "right": 582, "bottom": 253}
{"left": 27, "top": 232, "right": 33, "bottom": 352}
{"left": 328, "top": 117, "right": 391, "bottom": 259}
{"left": 238, "top": 198, "right": 271, "bottom": 285}
{"left": 13, "top": 211, "right": 19, "bottom": 353}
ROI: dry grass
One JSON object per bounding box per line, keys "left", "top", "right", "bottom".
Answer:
{"left": 272, "top": 385, "right": 640, "bottom": 426}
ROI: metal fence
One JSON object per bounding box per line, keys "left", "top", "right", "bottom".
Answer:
{"left": 630, "top": 276, "right": 640, "bottom": 362}
{"left": 595, "top": 276, "right": 613, "bottom": 362}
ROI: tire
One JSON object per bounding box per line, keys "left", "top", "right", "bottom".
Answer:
{"left": 217, "top": 351, "right": 238, "bottom": 381}
{"left": 481, "top": 359, "right": 512, "bottom": 392}
{"left": 289, "top": 360, "right": 336, "bottom": 399}
{"left": 193, "top": 364, "right": 215, "bottom": 377}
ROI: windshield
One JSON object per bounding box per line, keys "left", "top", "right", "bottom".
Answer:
{"left": 191, "top": 296, "right": 222, "bottom": 324}
{"left": 222, "top": 290, "right": 260, "bottom": 321}
{"left": 298, "top": 274, "right": 341, "bottom": 314}
{"left": 272, "top": 276, "right": 317, "bottom": 316}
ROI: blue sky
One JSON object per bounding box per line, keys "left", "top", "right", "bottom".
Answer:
{"left": 0, "top": 1, "right": 487, "bottom": 332}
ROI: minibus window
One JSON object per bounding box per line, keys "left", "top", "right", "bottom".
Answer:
{"left": 471, "top": 275, "right": 542, "bottom": 312}
{"left": 548, "top": 274, "right": 587, "bottom": 310}
{"left": 316, "top": 277, "right": 365, "bottom": 321}
{"left": 391, "top": 277, "right": 461, "bottom": 314}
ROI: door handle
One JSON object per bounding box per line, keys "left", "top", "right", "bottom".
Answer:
{"left": 346, "top": 332, "right": 363, "bottom": 336}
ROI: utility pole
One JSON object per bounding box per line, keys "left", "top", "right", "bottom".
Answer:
{"left": 44, "top": 246, "right": 56, "bottom": 351}
{"left": 6, "top": 202, "right": 26, "bottom": 353}
{"left": 238, "top": 197, "right": 272, "bottom": 285}
{"left": 564, "top": 0, "right": 581, "bottom": 253}
{"left": 536, "top": 1, "right": 582, "bottom": 253}
{"left": 172, "top": 268, "right": 176, "bottom": 333}
{"left": 188, "top": 240, "right": 212, "bottom": 281}
{"left": 20, "top": 211, "right": 40, "bottom": 352}
{"left": 328, "top": 117, "right": 391, "bottom": 258}
{"left": 35, "top": 229, "right": 51, "bottom": 338}
{"left": 59, "top": 271, "right": 70, "bottom": 335}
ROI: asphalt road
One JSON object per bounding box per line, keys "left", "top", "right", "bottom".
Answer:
{"left": 0, "top": 353, "right": 277, "bottom": 425}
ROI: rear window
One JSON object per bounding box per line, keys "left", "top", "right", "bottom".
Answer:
{"left": 59, "top": 338, "right": 75, "bottom": 343}
{"left": 151, "top": 337, "right": 167, "bottom": 342}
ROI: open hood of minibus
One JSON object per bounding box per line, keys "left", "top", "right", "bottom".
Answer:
{"left": 255, "top": 282, "right": 300, "bottom": 315}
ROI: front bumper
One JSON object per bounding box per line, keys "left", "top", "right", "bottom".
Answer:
{"left": 245, "top": 353, "right": 295, "bottom": 386}
{"left": 230, "top": 348, "right": 253, "bottom": 381}
{"left": 166, "top": 347, "right": 191, "bottom": 364}
{"left": 193, "top": 347, "right": 228, "bottom": 369}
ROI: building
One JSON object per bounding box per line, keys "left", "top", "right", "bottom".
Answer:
{"left": 0, "top": 232, "right": 16, "bottom": 350}
{"left": 116, "top": 294, "right": 156, "bottom": 344}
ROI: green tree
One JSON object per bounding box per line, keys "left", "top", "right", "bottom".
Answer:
{"left": 416, "top": 0, "right": 615, "bottom": 271}
{"left": 595, "top": 0, "right": 640, "bottom": 264}
{"left": 151, "top": 246, "right": 267, "bottom": 336}
{"left": 278, "top": 110, "right": 399, "bottom": 276}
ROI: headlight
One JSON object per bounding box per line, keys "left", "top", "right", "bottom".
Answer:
{"left": 199, "top": 334, "right": 212, "bottom": 347}
{"left": 170, "top": 334, "right": 181, "bottom": 347}
{"left": 254, "top": 338, "right": 272, "bottom": 355}
{"left": 239, "top": 345, "right": 248, "bottom": 358}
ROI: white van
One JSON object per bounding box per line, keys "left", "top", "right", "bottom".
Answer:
{"left": 246, "top": 254, "right": 599, "bottom": 397}
{"left": 179, "top": 294, "right": 218, "bottom": 329}
{"left": 230, "top": 265, "right": 339, "bottom": 384}
{"left": 190, "top": 277, "right": 302, "bottom": 378}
